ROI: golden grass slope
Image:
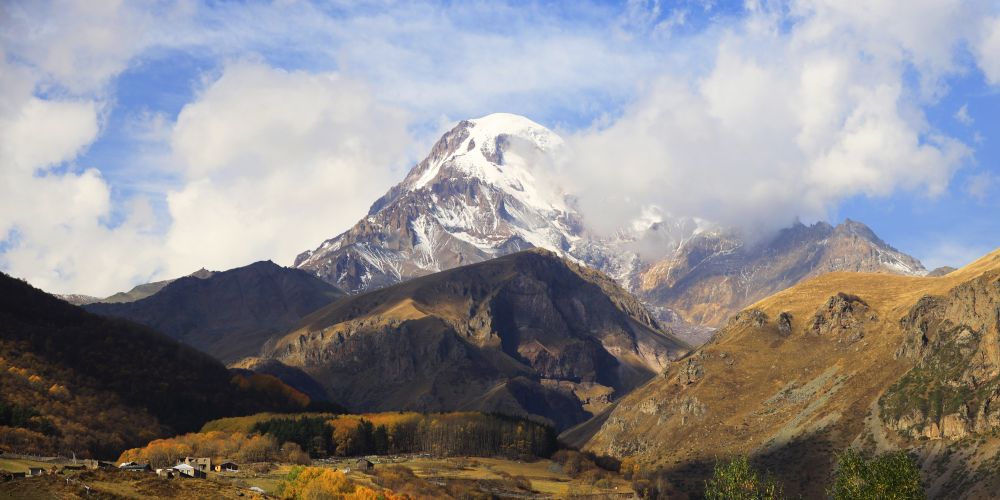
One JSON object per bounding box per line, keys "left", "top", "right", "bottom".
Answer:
{"left": 580, "top": 247, "right": 1000, "bottom": 498}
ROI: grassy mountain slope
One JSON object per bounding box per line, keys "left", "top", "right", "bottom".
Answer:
{"left": 579, "top": 248, "right": 1000, "bottom": 498}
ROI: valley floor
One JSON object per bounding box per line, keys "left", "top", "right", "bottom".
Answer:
{"left": 0, "top": 455, "right": 636, "bottom": 499}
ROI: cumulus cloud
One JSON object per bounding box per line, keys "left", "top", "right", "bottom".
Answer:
{"left": 162, "top": 61, "right": 412, "bottom": 276}
{"left": 564, "top": 1, "right": 973, "bottom": 243}
{"left": 0, "top": 79, "right": 165, "bottom": 294}
{"left": 976, "top": 15, "right": 1000, "bottom": 85}
{"left": 0, "top": 1, "right": 167, "bottom": 295}
{"left": 1, "top": 0, "right": 156, "bottom": 93}
{"left": 973, "top": 15, "right": 1000, "bottom": 85}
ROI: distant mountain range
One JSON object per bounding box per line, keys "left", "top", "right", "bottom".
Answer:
{"left": 58, "top": 268, "right": 215, "bottom": 306}
{"left": 84, "top": 261, "right": 344, "bottom": 363}
{"left": 263, "top": 249, "right": 689, "bottom": 430}
{"left": 637, "top": 218, "right": 925, "bottom": 342}
{"left": 294, "top": 113, "right": 927, "bottom": 344}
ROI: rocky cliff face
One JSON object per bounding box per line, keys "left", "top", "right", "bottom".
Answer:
{"left": 266, "top": 249, "right": 688, "bottom": 430}
{"left": 880, "top": 269, "right": 1000, "bottom": 441}
{"left": 85, "top": 261, "right": 344, "bottom": 363}
{"left": 574, "top": 248, "right": 1000, "bottom": 499}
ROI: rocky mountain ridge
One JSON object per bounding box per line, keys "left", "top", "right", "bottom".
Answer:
{"left": 638, "top": 219, "right": 926, "bottom": 331}
{"left": 57, "top": 268, "right": 215, "bottom": 306}
{"left": 265, "top": 249, "right": 689, "bottom": 430}
{"left": 85, "top": 261, "right": 344, "bottom": 363}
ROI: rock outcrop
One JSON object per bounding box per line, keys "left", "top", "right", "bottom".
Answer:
{"left": 809, "top": 293, "right": 877, "bottom": 343}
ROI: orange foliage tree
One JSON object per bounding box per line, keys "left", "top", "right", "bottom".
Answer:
{"left": 118, "top": 430, "right": 298, "bottom": 468}
{"left": 278, "top": 466, "right": 406, "bottom": 500}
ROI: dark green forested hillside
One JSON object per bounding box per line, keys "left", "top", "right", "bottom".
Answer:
{"left": 0, "top": 272, "right": 317, "bottom": 458}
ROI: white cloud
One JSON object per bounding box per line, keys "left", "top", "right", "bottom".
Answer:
{"left": 1, "top": 97, "right": 98, "bottom": 175}
{"left": 976, "top": 15, "right": 1000, "bottom": 85}
{"left": 788, "top": 0, "right": 988, "bottom": 98}
{"left": 162, "top": 61, "right": 413, "bottom": 276}
{"left": 172, "top": 1, "right": 668, "bottom": 123}
{"left": 1, "top": 0, "right": 156, "bottom": 93}
{"left": 0, "top": 1, "right": 169, "bottom": 295}
{"left": 564, "top": 1, "right": 972, "bottom": 240}
{"left": 955, "top": 104, "right": 973, "bottom": 126}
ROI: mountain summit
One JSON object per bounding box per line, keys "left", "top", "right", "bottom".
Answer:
{"left": 295, "top": 113, "right": 583, "bottom": 293}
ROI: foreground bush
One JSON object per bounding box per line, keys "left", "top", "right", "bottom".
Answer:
{"left": 278, "top": 466, "right": 405, "bottom": 500}
{"left": 831, "top": 449, "right": 924, "bottom": 500}
{"left": 704, "top": 456, "right": 783, "bottom": 500}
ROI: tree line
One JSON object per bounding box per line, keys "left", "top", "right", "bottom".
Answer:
{"left": 251, "top": 412, "right": 557, "bottom": 459}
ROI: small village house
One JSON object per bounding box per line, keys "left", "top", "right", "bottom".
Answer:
{"left": 182, "top": 456, "right": 212, "bottom": 472}
{"left": 27, "top": 467, "right": 45, "bottom": 477}
{"left": 81, "top": 459, "right": 114, "bottom": 470}
{"left": 155, "top": 468, "right": 176, "bottom": 479}
{"left": 354, "top": 458, "right": 374, "bottom": 472}
{"left": 118, "top": 462, "right": 152, "bottom": 472}
{"left": 215, "top": 461, "right": 239, "bottom": 472}
{"left": 173, "top": 463, "right": 207, "bottom": 479}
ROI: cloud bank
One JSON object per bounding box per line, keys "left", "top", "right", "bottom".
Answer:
{"left": 564, "top": 0, "right": 983, "bottom": 238}
{"left": 163, "top": 61, "right": 412, "bottom": 276}
{"left": 1, "top": 0, "right": 999, "bottom": 295}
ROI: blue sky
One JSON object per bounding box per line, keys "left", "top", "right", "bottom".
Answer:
{"left": 1, "top": 0, "right": 999, "bottom": 294}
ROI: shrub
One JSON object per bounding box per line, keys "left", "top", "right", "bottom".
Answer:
{"left": 831, "top": 449, "right": 924, "bottom": 500}
{"left": 278, "top": 466, "right": 407, "bottom": 499}
{"left": 704, "top": 456, "right": 783, "bottom": 500}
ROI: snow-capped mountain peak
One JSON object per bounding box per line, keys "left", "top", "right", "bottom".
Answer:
{"left": 403, "top": 113, "right": 566, "bottom": 211}
{"left": 294, "top": 114, "right": 584, "bottom": 292}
